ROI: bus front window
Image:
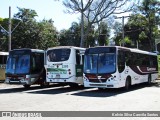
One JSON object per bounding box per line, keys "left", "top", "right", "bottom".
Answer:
{"left": 6, "top": 54, "right": 30, "bottom": 74}
{"left": 47, "top": 49, "right": 71, "bottom": 62}
{"left": 98, "top": 53, "right": 116, "bottom": 73}
{"left": 84, "top": 54, "right": 98, "bottom": 74}
{"left": 84, "top": 53, "right": 116, "bottom": 74}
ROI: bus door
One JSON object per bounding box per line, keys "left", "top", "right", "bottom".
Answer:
{"left": 76, "top": 50, "right": 83, "bottom": 77}
{"left": 118, "top": 50, "right": 125, "bottom": 80}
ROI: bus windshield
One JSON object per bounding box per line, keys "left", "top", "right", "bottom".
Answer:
{"left": 47, "top": 49, "right": 71, "bottom": 62}
{"left": 84, "top": 47, "right": 116, "bottom": 74}
{"left": 6, "top": 54, "right": 30, "bottom": 74}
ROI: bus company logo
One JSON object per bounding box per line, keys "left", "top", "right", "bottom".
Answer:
{"left": 2, "top": 112, "right": 11, "bottom": 117}
{"left": 97, "top": 76, "right": 101, "bottom": 80}
{"left": 147, "top": 67, "right": 156, "bottom": 71}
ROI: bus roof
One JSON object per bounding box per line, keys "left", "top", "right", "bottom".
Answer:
{"left": 47, "top": 46, "right": 86, "bottom": 51}
{"left": 0, "top": 52, "right": 9, "bottom": 55}
{"left": 115, "top": 46, "right": 157, "bottom": 56}
{"left": 11, "top": 48, "right": 44, "bottom": 53}
{"left": 87, "top": 46, "right": 157, "bottom": 56}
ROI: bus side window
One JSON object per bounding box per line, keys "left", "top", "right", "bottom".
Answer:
{"left": 150, "top": 56, "right": 158, "bottom": 68}
{"left": 32, "top": 57, "right": 36, "bottom": 70}
{"left": 0, "top": 55, "right": 7, "bottom": 64}
{"left": 31, "top": 53, "right": 44, "bottom": 74}
{"left": 125, "top": 51, "right": 131, "bottom": 66}
{"left": 81, "top": 55, "right": 84, "bottom": 65}
{"left": 118, "top": 50, "right": 125, "bottom": 73}
{"left": 0, "top": 56, "right": 3, "bottom": 64}
{"left": 76, "top": 50, "right": 80, "bottom": 65}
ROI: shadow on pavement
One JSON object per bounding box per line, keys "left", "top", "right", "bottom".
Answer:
{"left": 27, "top": 85, "right": 87, "bottom": 95}
{"left": 0, "top": 83, "right": 63, "bottom": 94}
{"left": 26, "top": 82, "right": 159, "bottom": 97}
{"left": 71, "top": 83, "right": 158, "bottom": 97}
{"left": 0, "top": 82, "right": 159, "bottom": 97}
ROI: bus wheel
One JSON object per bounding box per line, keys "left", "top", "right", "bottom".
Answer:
{"left": 40, "top": 81, "right": 49, "bottom": 87}
{"left": 68, "top": 83, "right": 79, "bottom": 88}
{"left": 124, "top": 78, "right": 131, "bottom": 91}
{"left": 98, "top": 88, "right": 105, "bottom": 91}
{"left": 23, "top": 84, "right": 30, "bottom": 88}
{"left": 147, "top": 75, "right": 151, "bottom": 85}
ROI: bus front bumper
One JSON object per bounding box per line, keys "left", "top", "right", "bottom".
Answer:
{"left": 5, "top": 78, "right": 32, "bottom": 85}
{"left": 84, "top": 80, "right": 120, "bottom": 88}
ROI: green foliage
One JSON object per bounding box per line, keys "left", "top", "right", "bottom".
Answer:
{"left": 58, "top": 21, "right": 110, "bottom": 47}
{"left": 0, "top": 8, "right": 59, "bottom": 51}
{"left": 59, "top": 22, "right": 81, "bottom": 47}
{"left": 124, "top": 14, "right": 149, "bottom": 49}
{"left": 137, "top": 0, "right": 160, "bottom": 51}
{"left": 0, "top": 17, "right": 3, "bottom": 22}
{"left": 113, "top": 0, "right": 160, "bottom": 51}
{"left": 14, "top": 7, "right": 38, "bottom": 21}
{"left": 124, "top": 37, "right": 131, "bottom": 44}
{"left": 97, "top": 22, "right": 110, "bottom": 46}
{"left": 139, "top": 31, "right": 147, "bottom": 40}
{"left": 37, "top": 19, "right": 59, "bottom": 49}
{"left": 0, "top": 18, "right": 9, "bottom": 51}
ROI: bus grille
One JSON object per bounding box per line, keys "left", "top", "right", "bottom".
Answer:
{"left": 89, "top": 79, "right": 107, "bottom": 83}
{"left": 10, "top": 78, "right": 21, "bottom": 81}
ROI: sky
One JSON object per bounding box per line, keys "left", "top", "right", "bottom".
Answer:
{"left": 0, "top": 0, "right": 80, "bottom": 31}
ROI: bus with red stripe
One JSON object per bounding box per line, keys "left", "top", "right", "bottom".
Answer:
{"left": 83, "top": 46, "right": 158, "bottom": 90}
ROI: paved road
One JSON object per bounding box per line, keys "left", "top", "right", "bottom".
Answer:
{"left": 0, "top": 81, "right": 160, "bottom": 120}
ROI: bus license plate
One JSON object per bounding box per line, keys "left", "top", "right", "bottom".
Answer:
{"left": 55, "top": 74, "right": 60, "bottom": 78}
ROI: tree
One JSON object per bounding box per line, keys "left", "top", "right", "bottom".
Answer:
{"left": 113, "top": 0, "right": 160, "bottom": 51}
{"left": 95, "top": 21, "right": 110, "bottom": 46}
{"left": 0, "top": 8, "right": 59, "bottom": 51}
{"left": 58, "top": 21, "right": 97, "bottom": 47}
{"left": 113, "top": 13, "right": 160, "bottom": 51}
{"left": 14, "top": 7, "right": 38, "bottom": 21}
{"left": 134, "top": 0, "right": 160, "bottom": 51}
{"left": 59, "top": 22, "right": 81, "bottom": 46}
{"left": 63, "top": 0, "right": 93, "bottom": 47}
{"left": 124, "top": 14, "right": 148, "bottom": 49}
{"left": 112, "top": 21, "right": 123, "bottom": 46}
{"left": 63, "top": 0, "right": 136, "bottom": 47}
{"left": 0, "top": 18, "right": 10, "bottom": 51}
{"left": 36, "top": 19, "right": 59, "bottom": 49}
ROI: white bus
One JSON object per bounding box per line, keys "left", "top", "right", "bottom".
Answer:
{"left": 45, "top": 46, "right": 86, "bottom": 87}
{"left": 5, "top": 48, "right": 46, "bottom": 88}
{"left": 83, "top": 46, "right": 158, "bottom": 90}
{"left": 0, "top": 52, "right": 9, "bottom": 81}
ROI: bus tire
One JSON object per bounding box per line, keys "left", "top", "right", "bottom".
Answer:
{"left": 124, "top": 77, "right": 131, "bottom": 91}
{"left": 98, "top": 88, "right": 105, "bottom": 91}
{"left": 147, "top": 75, "right": 151, "bottom": 85}
{"left": 23, "top": 84, "right": 30, "bottom": 88}
{"left": 40, "top": 81, "right": 49, "bottom": 87}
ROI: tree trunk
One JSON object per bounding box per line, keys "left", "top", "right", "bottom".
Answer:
{"left": 80, "top": 12, "right": 84, "bottom": 48}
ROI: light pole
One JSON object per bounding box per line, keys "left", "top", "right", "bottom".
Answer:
{"left": 115, "top": 16, "right": 130, "bottom": 46}
{"left": 8, "top": 6, "right": 11, "bottom": 51}
{"left": 0, "top": 6, "right": 22, "bottom": 52}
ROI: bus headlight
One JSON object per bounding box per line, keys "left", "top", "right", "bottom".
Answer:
{"left": 110, "top": 77, "right": 114, "bottom": 80}
{"left": 83, "top": 76, "right": 89, "bottom": 82}
{"left": 107, "top": 77, "right": 116, "bottom": 82}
